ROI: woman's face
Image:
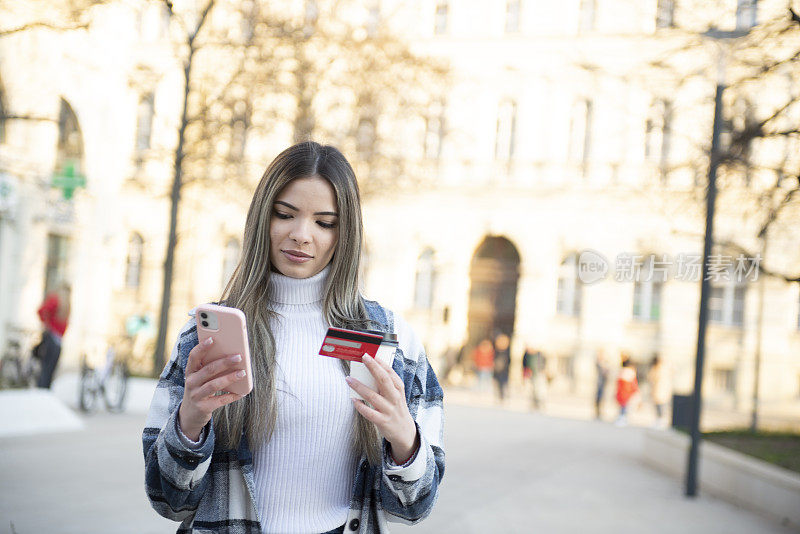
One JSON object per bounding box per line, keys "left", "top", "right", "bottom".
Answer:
{"left": 269, "top": 175, "right": 339, "bottom": 279}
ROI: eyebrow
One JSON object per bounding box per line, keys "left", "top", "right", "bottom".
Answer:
{"left": 274, "top": 200, "right": 338, "bottom": 217}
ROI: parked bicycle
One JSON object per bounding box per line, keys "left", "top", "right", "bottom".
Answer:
{"left": 78, "top": 346, "right": 129, "bottom": 413}
{"left": 0, "top": 328, "right": 41, "bottom": 389}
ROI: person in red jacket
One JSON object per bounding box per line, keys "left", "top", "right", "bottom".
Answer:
{"left": 472, "top": 338, "right": 495, "bottom": 393}
{"left": 615, "top": 354, "right": 639, "bottom": 426}
{"left": 36, "top": 283, "right": 71, "bottom": 388}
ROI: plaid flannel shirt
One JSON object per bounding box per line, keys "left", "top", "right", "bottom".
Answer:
{"left": 143, "top": 299, "right": 445, "bottom": 533}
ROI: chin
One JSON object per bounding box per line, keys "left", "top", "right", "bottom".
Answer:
{"left": 275, "top": 261, "right": 322, "bottom": 279}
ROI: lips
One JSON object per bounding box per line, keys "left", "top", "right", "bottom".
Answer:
{"left": 283, "top": 249, "right": 312, "bottom": 258}
{"left": 281, "top": 249, "right": 313, "bottom": 263}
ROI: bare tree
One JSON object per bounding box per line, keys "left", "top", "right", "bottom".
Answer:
{"left": 151, "top": 0, "right": 448, "bottom": 373}
{"left": 582, "top": 2, "right": 800, "bottom": 431}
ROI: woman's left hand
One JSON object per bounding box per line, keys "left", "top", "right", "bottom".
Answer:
{"left": 346, "top": 355, "right": 419, "bottom": 464}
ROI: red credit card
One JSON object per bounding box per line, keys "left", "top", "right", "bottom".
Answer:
{"left": 319, "top": 327, "right": 383, "bottom": 362}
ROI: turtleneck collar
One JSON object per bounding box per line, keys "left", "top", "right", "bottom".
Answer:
{"left": 268, "top": 265, "right": 329, "bottom": 305}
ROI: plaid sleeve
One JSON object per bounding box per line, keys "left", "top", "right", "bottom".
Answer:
{"left": 142, "top": 319, "right": 216, "bottom": 522}
{"left": 379, "top": 314, "right": 445, "bottom": 524}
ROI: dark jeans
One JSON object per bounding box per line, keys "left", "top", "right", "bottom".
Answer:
{"left": 36, "top": 331, "right": 61, "bottom": 389}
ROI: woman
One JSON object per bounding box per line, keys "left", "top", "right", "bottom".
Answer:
{"left": 36, "top": 282, "right": 71, "bottom": 388}
{"left": 143, "top": 142, "right": 444, "bottom": 534}
{"left": 615, "top": 355, "right": 639, "bottom": 427}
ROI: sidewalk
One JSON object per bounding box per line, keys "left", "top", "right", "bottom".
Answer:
{"left": 443, "top": 382, "right": 800, "bottom": 432}
{"left": 0, "top": 378, "right": 795, "bottom": 533}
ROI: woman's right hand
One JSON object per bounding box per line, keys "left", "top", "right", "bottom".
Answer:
{"left": 178, "top": 337, "right": 246, "bottom": 441}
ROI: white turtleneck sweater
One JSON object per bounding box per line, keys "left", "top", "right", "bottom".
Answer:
{"left": 252, "top": 266, "right": 359, "bottom": 533}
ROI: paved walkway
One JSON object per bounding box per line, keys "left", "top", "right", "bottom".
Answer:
{"left": 0, "top": 383, "right": 795, "bottom": 533}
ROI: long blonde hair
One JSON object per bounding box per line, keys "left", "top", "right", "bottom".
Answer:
{"left": 216, "top": 141, "right": 381, "bottom": 464}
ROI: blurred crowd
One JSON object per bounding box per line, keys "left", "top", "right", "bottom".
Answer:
{"left": 440, "top": 336, "right": 673, "bottom": 428}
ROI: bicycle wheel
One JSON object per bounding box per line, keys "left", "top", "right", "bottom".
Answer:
{"left": 25, "top": 357, "right": 42, "bottom": 388}
{"left": 79, "top": 367, "right": 98, "bottom": 413}
{"left": 0, "top": 357, "right": 22, "bottom": 388}
{"left": 103, "top": 362, "right": 128, "bottom": 412}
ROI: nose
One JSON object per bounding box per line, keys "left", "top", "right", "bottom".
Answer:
{"left": 288, "top": 218, "right": 312, "bottom": 245}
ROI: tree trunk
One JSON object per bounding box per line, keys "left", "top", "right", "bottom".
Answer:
{"left": 153, "top": 52, "right": 195, "bottom": 376}
{"left": 152, "top": 0, "right": 217, "bottom": 375}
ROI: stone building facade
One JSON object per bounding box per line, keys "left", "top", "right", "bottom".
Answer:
{"left": 0, "top": 0, "right": 798, "bottom": 417}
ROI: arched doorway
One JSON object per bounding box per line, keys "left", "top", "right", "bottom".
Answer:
{"left": 467, "top": 236, "right": 521, "bottom": 346}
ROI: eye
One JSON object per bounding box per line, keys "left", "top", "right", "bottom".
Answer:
{"left": 317, "top": 221, "right": 337, "bottom": 229}
{"left": 273, "top": 211, "right": 292, "bottom": 220}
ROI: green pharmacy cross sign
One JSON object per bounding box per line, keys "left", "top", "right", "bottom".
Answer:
{"left": 51, "top": 160, "right": 86, "bottom": 200}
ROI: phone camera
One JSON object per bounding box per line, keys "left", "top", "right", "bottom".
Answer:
{"left": 202, "top": 320, "right": 209, "bottom": 327}
{"left": 200, "top": 312, "right": 208, "bottom": 319}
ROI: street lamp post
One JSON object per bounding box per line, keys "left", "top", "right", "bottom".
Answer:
{"left": 685, "top": 27, "right": 749, "bottom": 498}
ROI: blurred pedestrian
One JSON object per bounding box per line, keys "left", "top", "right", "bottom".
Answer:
{"left": 615, "top": 354, "right": 639, "bottom": 426}
{"left": 522, "top": 345, "right": 534, "bottom": 381}
{"left": 493, "top": 333, "right": 511, "bottom": 401}
{"left": 35, "top": 282, "right": 71, "bottom": 389}
{"left": 647, "top": 354, "right": 671, "bottom": 428}
{"left": 594, "top": 349, "right": 609, "bottom": 420}
{"left": 523, "top": 346, "right": 546, "bottom": 410}
{"left": 472, "top": 338, "right": 494, "bottom": 393}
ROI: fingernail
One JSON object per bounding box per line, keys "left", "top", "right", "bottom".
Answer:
{"left": 236, "top": 370, "right": 246, "bottom": 378}
{"left": 345, "top": 376, "right": 353, "bottom": 384}
{"left": 202, "top": 337, "right": 213, "bottom": 346}
{"left": 230, "top": 354, "right": 242, "bottom": 362}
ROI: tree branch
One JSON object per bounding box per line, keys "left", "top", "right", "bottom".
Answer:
{"left": 0, "top": 21, "right": 89, "bottom": 37}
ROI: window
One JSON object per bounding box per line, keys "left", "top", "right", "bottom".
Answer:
{"left": 366, "top": 2, "right": 380, "bottom": 36}
{"left": 229, "top": 100, "right": 250, "bottom": 161}
{"left": 656, "top": 0, "right": 674, "bottom": 28}
{"left": 578, "top": 0, "right": 596, "bottom": 33}
{"left": 413, "top": 248, "right": 437, "bottom": 309}
{"left": 240, "top": 0, "right": 256, "bottom": 42}
{"left": 302, "top": 0, "right": 318, "bottom": 37}
{"left": 736, "top": 0, "right": 757, "bottom": 30}
{"left": 221, "top": 237, "right": 240, "bottom": 290}
{"left": 135, "top": 93, "right": 155, "bottom": 155}
{"left": 125, "top": 233, "right": 144, "bottom": 289}
{"left": 305, "top": 0, "right": 319, "bottom": 26}
{"left": 44, "top": 234, "right": 69, "bottom": 296}
{"left": 356, "top": 115, "right": 377, "bottom": 161}
{"left": 0, "top": 82, "right": 6, "bottom": 144}
{"left": 505, "top": 0, "right": 521, "bottom": 33}
{"left": 568, "top": 99, "right": 592, "bottom": 166}
{"left": 159, "top": 3, "right": 171, "bottom": 37}
{"left": 709, "top": 265, "right": 746, "bottom": 327}
{"left": 645, "top": 99, "right": 672, "bottom": 172}
{"left": 434, "top": 2, "right": 449, "bottom": 35}
{"left": 56, "top": 98, "right": 84, "bottom": 175}
{"left": 712, "top": 367, "right": 736, "bottom": 394}
{"left": 424, "top": 101, "right": 446, "bottom": 160}
{"left": 796, "top": 293, "right": 800, "bottom": 331}
{"left": 557, "top": 254, "right": 582, "bottom": 317}
{"left": 139, "top": 3, "right": 171, "bottom": 41}
{"left": 633, "top": 255, "right": 667, "bottom": 321}
{"left": 495, "top": 100, "right": 517, "bottom": 162}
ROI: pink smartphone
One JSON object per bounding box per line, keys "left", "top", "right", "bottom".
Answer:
{"left": 195, "top": 304, "right": 253, "bottom": 396}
